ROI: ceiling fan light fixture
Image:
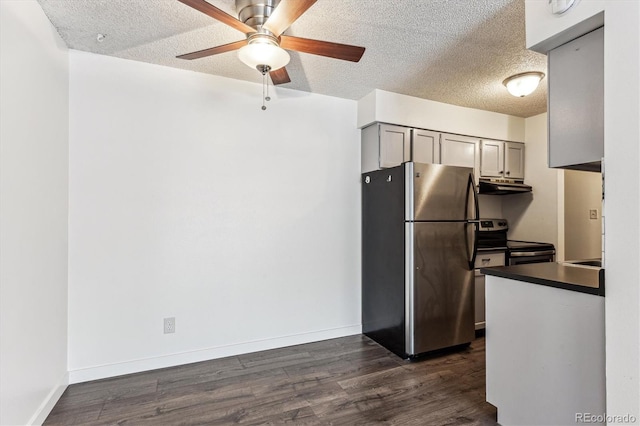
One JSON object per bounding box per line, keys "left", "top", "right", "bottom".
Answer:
{"left": 503, "top": 71, "right": 545, "bottom": 97}
{"left": 238, "top": 36, "right": 290, "bottom": 73}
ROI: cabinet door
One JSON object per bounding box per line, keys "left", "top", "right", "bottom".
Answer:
{"left": 480, "top": 140, "right": 504, "bottom": 178}
{"left": 504, "top": 142, "right": 525, "bottom": 179}
{"left": 440, "top": 133, "right": 480, "bottom": 183}
{"left": 379, "top": 124, "right": 411, "bottom": 168}
{"left": 411, "top": 129, "right": 440, "bottom": 164}
{"left": 475, "top": 273, "right": 485, "bottom": 330}
{"left": 361, "top": 124, "right": 380, "bottom": 173}
{"left": 548, "top": 26, "right": 603, "bottom": 170}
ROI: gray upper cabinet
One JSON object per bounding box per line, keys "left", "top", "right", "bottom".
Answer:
{"left": 505, "top": 142, "right": 525, "bottom": 180}
{"left": 411, "top": 129, "right": 441, "bottom": 165}
{"left": 379, "top": 124, "right": 411, "bottom": 168}
{"left": 362, "top": 125, "right": 503, "bottom": 184}
{"left": 480, "top": 140, "right": 504, "bottom": 178}
{"left": 440, "top": 133, "right": 480, "bottom": 183}
{"left": 361, "top": 124, "right": 440, "bottom": 173}
{"left": 480, "top": 140, "right": 524, "bottom": 180}
{"left": 548, "top": 26, "right": 604, "bottom": 172}
{"left": 361, "top": 123, "right": 411, "bottom": 173}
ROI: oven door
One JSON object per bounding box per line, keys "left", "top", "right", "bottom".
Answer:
{"left": 508, "top": 250, "right": 555, "bottom": 265}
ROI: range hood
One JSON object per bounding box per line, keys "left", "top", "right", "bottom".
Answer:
{"left": 478, "top": 178, "right": 532, "bottom": 195}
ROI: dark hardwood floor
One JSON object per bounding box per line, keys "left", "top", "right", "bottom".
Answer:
{"left": 45, "top": 335, "right": 497, "bottom": 425}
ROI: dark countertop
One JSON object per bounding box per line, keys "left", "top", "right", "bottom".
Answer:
{"left": 481, "top": 263, "right": 605, "bottom": 296}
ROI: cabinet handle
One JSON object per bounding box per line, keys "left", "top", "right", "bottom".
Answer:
{"left": 506, "top": 171, "right": 510, "bottom": 175}
{"left": 499, "top": 171, "right": 504, "bottom": 174}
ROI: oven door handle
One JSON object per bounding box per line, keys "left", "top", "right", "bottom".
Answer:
{"left": 510, "top": 250, "right": 556, "bottom": 257}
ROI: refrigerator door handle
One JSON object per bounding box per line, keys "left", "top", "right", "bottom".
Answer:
{"left": 468, "top": 222, "right": 479, "bottom": 270}
{"left": 466, "top": 173, "right": 480, "bottom": 269}
{"left": 468, "top": 172, "right": 480, "bottom": 222}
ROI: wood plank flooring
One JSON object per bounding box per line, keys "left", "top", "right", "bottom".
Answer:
{"left": 45, "top": 335, "right": 497, "bottom": 425}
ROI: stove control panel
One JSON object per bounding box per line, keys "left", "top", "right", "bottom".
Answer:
{"left": 478, "top": 218, "right": 508, "bottom": 232}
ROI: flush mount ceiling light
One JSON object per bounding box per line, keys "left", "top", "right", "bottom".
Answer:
{"left": 548, "top": 0, "right": 578, "bottom": 15}
{"left": 237, "top": 33, "right": 290, "bottom": 74}
{"left": 503, "top": 72, "right": 545, "bottom": 97}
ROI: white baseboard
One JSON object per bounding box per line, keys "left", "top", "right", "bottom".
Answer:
{"left": 28, "top": 372, "right": 69, "bottom": 425}
{"left": 69, "top": 324, "right": 362, "bottom": 384}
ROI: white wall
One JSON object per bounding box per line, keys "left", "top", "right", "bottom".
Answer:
{"left": 564, "top": 170, "right": 602, "bottom": 261}
{"left": 67, "top": 51, "right": 361, "bottom": 382}
{"left": 602, "top": 3, "right": 640, "bottom": 419}
{"left": 358, "top": 89, "right": 526, "bottom": 143}
{"left": 525, "top": 0, "right": 640, "bottom": 420}
{"left": 0, "top": 1, "right": 69, "bottom": 424}
{"left": 478, "top": 195, "right": 503, "bottom": 219}
{"left": 503, "top": 113, "right": 559, "bottom": 248}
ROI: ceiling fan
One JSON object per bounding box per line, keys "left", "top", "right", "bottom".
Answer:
{"left": 176, "top": 0, "right": 366, "bottom": 86}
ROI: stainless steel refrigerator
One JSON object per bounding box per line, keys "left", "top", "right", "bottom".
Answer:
{"left": 362, "top": 162, "right": 479, "bottom": 358}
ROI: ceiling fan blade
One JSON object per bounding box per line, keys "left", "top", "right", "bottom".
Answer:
{"left": 270, "top": 67, "right": 291, "bottom": 85}
{"left": 262, "top": 0, "right": 318, "bottom": 36}
{"left": 280, "top": 35, "right": 365, "bottom": 62}
{"left": 178, "top": 0, "right": 255, "bottom": 34}
{"left": 177, "top": 39, "right": 247, "bottom": 60}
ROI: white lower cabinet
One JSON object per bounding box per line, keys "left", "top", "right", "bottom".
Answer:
{"left": 474, "top": 251, "right": 505, "bottom": 330}
{"left": 474, "top": 272, "right": 485, "bottom": 330}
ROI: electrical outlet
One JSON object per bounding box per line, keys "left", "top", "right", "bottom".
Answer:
{"left": 590, "top": 209, "right": 598, "bottom": 220}
{"left": 164, "top": 317, "right": 175, "bottom": 334}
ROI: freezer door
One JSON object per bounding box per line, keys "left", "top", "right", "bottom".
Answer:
{"left": 405, "top": 162, "right": 475, "bottom": 222}
{"left": 405, "top": 221, "right": 475, "bottom": 355}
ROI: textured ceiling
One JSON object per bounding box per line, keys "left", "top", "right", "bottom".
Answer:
{"left": 36, "top": 0, "right": 547, "bottom": 118}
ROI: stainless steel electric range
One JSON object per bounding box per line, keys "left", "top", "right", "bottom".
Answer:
{"left": 474, "top": 219, "right": 555, "bottom": 330}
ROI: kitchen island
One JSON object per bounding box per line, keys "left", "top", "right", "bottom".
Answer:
{"left": 482, "top": 263, "right": 605, "bottom": 426}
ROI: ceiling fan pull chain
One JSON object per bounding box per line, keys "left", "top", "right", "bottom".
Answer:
{"left": 266, "top": 76, "right": 271, "bottom": 102}
{"left": 261, "top": 72, "right": 267, "bottom": 110}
